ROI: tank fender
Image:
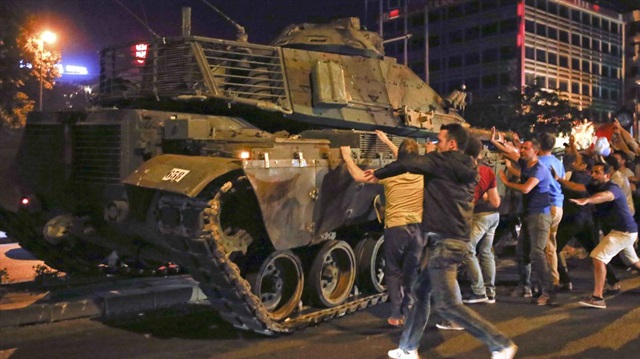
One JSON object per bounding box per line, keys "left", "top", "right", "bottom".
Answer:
{"left": 123, "top": 154, "right": 242, "bottom": 198}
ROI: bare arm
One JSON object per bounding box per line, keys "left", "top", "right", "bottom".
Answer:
{"left": 485, "top": 187, "right": 501, "bottom": 209}
{"left": 340, "top": 146, "right": 377, "bottom": 184}
{"left": 375, "top": 130, "right": 398, "bottom": 158}
{"left": 550, "top": 166, "right": 587, "bottom": 192}
{"left": 570, "top": 190, "right": 614, "bottom": 206}
{"left": 614, "top": 119, "right": 639, "bottom": 154}
{"left": 505, "top": 158, "right": 521, "bottom": 178}
{"left": 499, "top": 170, "right": 539, "bottom": 194}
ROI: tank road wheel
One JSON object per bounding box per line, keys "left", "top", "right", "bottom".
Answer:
{"left": 354, "top": 233, "right": 386, "bottom": 294}
{"left": 306, "top": 240, "right": 356, "bottom": 307}
{"left": 247, "top": 250, "right": 304, "bottom": 321}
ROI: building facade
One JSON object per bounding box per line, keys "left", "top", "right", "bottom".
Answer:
{"left": 366, "top": 0, "right": 628, "bottom": 122}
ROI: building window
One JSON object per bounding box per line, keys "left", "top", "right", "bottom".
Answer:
{"left": 611, "top": 45, "right": 619, "bottom": 56}
{"left": 429, "top": 59, "right": 441, "bottom": 72}
{"left": 547, "top": 26, "right": 557, "bottom": 40}
{"left": 411, "top": 36, "right": 425, "bottom": 51}
{"left": 602, "top": 88, "right": 609, "bottom": 100}
{"left": 500, "top": 18, "right": 518, "bottom": 33}
{"left": 572, "top": 34, "right": 580, "bottom": 46}
{"left": 571, "top": 9, "right": 581, "bottom": 23}
{"left": 593, "top": 16, "right": 600, "bottom": 28}
{"left": 501, "top": 46, "right": 516, "bottom": 60}
{"left": 559, "top": 30, "right": 569, "bottom": 43}
{"left": 465, "top": 77, "right": 479, "bottom": 90}
{"left": 464, "top": 1, "right": 479, "bottom": 15}
{"left": 548, "top": 1, "right": 558, "bottom": 15}
{"left": 582, "top": 13, "right": 591, "bottom": 26}
{"left": 602, "top": 19, "right": 610, "bottom": 31}
{"left": 582, "top": 84, "right": 590, "bottom": 96}
{"left": 559, "top": 5, "right": 570, "bottom": 19}
{"left": 548, "top": 77, "right": 557, "bottom": 89}
{"left": 465, "top": 26, "right": 480, "bottom": 41}
{"left": 428, "top": 9, "right": 441, "bottom": 23}
{"left": 525, "top": 47, "right": 535, "bottom": 59}
{"left": 465, "top": 52, "right": 480, "bottom": 65}
{"left": 536, "top": 23, "right": 547, "bottom": 37}
{"left": 482, "top": 74, "right": 498, "bottom": 88}
{"left": 581, "top": 37, "right": 590, "bottom": 49}
{"left": 411, "top": 61, "right": 425, "bottom": 75}
{"left": 482, "top": 22, "right": 499, "bottom": 37}
{"left": 525, "top": 20, "right": 535, "bottom": 34}
{"left": 482, "top": 0, "right": 499, "bottom": 10}
{"left": 449, "top": 30, "right": 464, "bottom": 44}
{"left": 429, "top": 35, "right": 440, "bottom": 47}
{"left": 612, "top": 90, "right": 618, "bottom": 100}
{"left": 525, "top": 73, "right": 536, "bottom": 85}
{"left": 449, "top": 55, "right": 463, "bottom": 68}
{"left": 448, "top": 5, "right": 464, "bottom": 19}
{"left": 602, "top": 66, "right": 609, "bottom": 78}
{"left": 536, "top": 49, "right": 546, "bottom": 62}
{"left": 572, "top": 82, "right": 580, "bottom": 94}
{"left": 582, "top": 60, "right": 590, "bottom": 73}
{"left": 500, "top": 73, "right": 511, "bottom": 86}
{"left": 592, "top": 39, "right": 600, "bottom": 52}
{"left": 572, "top": 58, "right": 580, "bottom": 70}
{"left": 559, "top": 80, "right": 568, "bottom": 92}
{"left": 410, "top": 14, "right": 424, "bottom": 27}
{"left": 483, "top": 48, "right": 498, "bottom": 63}
{"left": 548, "top": 52, "right": 557, "bottom": 65}
{"left": 592, "top": 63, "right": 600, "bottom": 75}
{"left": 559, "top": 55, "right": 568, "bottom": 68}
{"left": 612, "top": 23, "right": 619, "bottom": 35}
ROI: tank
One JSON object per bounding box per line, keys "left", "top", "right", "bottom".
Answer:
{"left": 0, "top": 17, "right": 470, "bottom": 334}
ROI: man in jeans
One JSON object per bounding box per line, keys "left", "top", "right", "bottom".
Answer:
{"left": 340, "top": 133, "right": 423, "bottom": 327}
{"left": 499, "top": 139, "right": 556, "bottom": 305}
{"left": 365, "top": 124, "right": 516, "bottom": 359}
{"left": 463, "top": 137, "right": 501, "bottom": 304}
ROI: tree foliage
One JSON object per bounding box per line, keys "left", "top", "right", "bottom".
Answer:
{"left": 465, "top": 78, "right": 583, "bottom": 136}
{"left": 0, "top": 3, "right": 61, "bottom": 129}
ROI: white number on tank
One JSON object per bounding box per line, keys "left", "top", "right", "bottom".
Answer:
{"left": 162, "top": 168, "right": 190, "bottom": 182}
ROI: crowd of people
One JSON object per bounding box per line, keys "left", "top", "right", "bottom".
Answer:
{"left": 337, "top": 120, "right": 640, "bottom": 359}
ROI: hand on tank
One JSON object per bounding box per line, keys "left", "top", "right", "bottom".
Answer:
{"left": 340, "top": 146, "right": 352, "bottom": 159}
{"left": 425, "top": 139, "right": 436, "bottom": 153}
{"left": 375, "top": 130, "right": 391, "bottom": 144}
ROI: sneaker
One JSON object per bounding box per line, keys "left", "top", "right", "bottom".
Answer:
{"left": 579, "top": 296, "right": 606, "bottom": 309}
{"left": 436, "top": 320, "right": 464, "bottom": 331}
{"left": 533, "top": 292, "right": 557, "bottom": 306}
{"left": 462, "top": 293, "right": 489, "bottom": 304}
{"left": 388, "top": 348, "right": 420, "bottom": 359}
{"left": 486, "top": 295, "right": 496, "bottom": 304}
{"left": 604, "top": 282, "right": 621, "bottom": 294}
{"left": 491, "top": 344, "right": 518, "bottom": 359}
{"left": 387, "top": 317, "right": 405, "bottom": 327}
{"left": 511, "top": 285, "right": 533, "bottom": 298}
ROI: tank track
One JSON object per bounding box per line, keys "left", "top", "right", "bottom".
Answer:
{"left": 0, "top": 208, "right": 175, "bottom": 278}
{"left": 0, "top": 209, "right": 108, "bottom": 274}
{"left": 155, "top": 179, "right": 388, "bottom": 335}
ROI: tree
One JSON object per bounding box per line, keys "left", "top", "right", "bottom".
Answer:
{"left": 0, "top": 3, "right": 61, "bottom": 129}
{"left": 466, "top": 78, "right": 583, "bottom": 136}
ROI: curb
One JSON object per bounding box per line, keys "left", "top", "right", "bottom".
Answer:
{"left": 0, "top": 276, "right": 206, "bottom": 329}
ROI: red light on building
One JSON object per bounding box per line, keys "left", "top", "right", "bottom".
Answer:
{"left": 388, "top": 9, "right": 400, "bottom": 20}
{"left": 133, "top": 43, "right": 148, "bottom": 65}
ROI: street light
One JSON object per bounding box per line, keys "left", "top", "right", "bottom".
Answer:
{"left": 38, "top": 30, "right": 57, "bottom": 111}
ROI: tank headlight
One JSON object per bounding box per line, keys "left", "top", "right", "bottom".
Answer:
{"left": 20, "top": 197, "right": 30, "bottom": 206}
{"left": 239, "top": 151, "right": 251, "bottom": 160}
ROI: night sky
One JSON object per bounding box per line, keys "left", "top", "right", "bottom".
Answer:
{"left": 15, "top": 0, "right": 364, "bottom": 79}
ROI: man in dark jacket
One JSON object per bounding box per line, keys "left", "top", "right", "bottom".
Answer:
{"left": 365, "top": 124, "right": 516, "bottom": 359}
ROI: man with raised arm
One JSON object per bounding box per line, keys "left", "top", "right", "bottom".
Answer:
{"left": 340, "top": 131, "right": 423, "bottom": 327}
{"left": 365, "top": 124, "right": 516, "bottom": 359}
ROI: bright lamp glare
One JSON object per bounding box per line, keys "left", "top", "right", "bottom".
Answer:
{"left": 41, "top": 30, "right": 57, "bottom": 44}
{"left": 240, "top": 151, "right": 250, "bottom": 160}
{"left": 21, "top": 197, "right": 30, "bottom": 206}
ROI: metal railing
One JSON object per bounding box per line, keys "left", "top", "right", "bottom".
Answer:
{"left": 97, "top": 36, "right": 292, "bottom": 113}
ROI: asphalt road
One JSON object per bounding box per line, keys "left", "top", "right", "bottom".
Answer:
{"left": 1, "top": 251, "right": 640, "bottom": 359}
